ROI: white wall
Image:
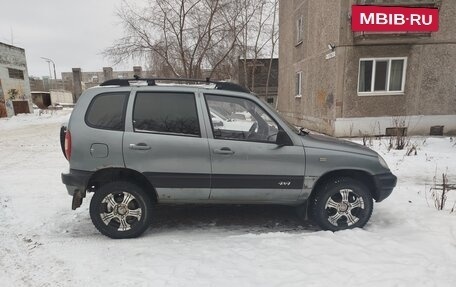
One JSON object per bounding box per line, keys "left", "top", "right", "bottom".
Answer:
{"left": 50, "top": 90, "right": 73, "bottom": 104}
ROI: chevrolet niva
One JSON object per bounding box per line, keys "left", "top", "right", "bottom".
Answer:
{"left": 61, "top": 78, "right": 396, "bottom": 238}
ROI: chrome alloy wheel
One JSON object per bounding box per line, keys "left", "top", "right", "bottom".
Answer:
{"left": 324, "top": 188, "right": 365, "bottom": 227}
{"left": 100, "top": 192, "right": 142, "bottom": 231}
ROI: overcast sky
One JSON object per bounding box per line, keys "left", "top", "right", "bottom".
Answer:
{"left": 0, "top": 0, "right": 143, "bottom": 78}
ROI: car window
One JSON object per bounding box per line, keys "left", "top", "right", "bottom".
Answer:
{"left": 85, "top": 92, "right": 128, "bottom": 131}
{"left": 205, "top": 94, "right": 279, "bottom": 143}
{"left": 133, "top": 92, "right": 200, "bottom": 137}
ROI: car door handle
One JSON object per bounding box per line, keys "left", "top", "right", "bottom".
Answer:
{"left": 129, "top": 143, "right": 151, "bottom": 150}
{"left": 213, "top": 147, "right": 234, "bottom": 155}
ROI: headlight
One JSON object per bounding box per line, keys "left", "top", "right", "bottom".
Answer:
{"left": 378, "top": 155, "right": 389, "bottom": 169}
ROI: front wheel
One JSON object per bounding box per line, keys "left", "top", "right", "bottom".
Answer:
{"left": 90, "top": 181, "right": 152, "bottom": 239}
{"left": 309, "top": 177, "right": 373, "bottom": 231}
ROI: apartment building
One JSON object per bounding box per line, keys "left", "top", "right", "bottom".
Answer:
{"left": 278, "top": 0, "right": 456, "bottom": 136}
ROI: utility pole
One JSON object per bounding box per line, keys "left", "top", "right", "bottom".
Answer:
{"left": 41, "top": 57, "right": 57, "bottom": 90}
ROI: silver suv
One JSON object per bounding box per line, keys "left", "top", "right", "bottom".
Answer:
{"left": 61, "top": 78, "right": 396, "bottom": 238}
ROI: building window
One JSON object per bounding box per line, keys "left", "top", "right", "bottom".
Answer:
{"left": 296, "top": 16, "right": 303, "bottom": 44}
{"left": 295, "top": 71, "right": 302, "bottom": 97}
{"left": 267, "top": 97, "right": 274, "bottom": 104}
{"left": 8, "top": 68, "right": 24, "bottom": 80}
{"left": 358, "top": 57, "right": 407, "bottom": 95}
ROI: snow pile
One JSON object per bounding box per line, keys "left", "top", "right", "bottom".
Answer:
{"left": 0, "top": 110, "right": 71, "bottom": 131}
{"left": 0, "top": 112, "right": 455, "bottom": 286}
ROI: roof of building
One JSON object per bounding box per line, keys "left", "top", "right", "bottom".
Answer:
{"left": 0, "top": 42, "right": 25, "bottom": 51}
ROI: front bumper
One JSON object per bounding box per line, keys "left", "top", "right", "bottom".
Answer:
{"left": 373, "top": 172, "right": 397, "bottom": 202}
{"left": 61, "top": 169, "right": 93, "bottom": 196}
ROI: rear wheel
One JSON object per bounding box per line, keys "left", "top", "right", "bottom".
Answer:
{"left": 89, "top": 181, "right": 152, "bottom": 239}
{"left": 309, "top": 177, "right": 373, "bottom": 231}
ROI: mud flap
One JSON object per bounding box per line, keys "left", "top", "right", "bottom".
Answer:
{"left": 295, "top": 200, "right": 309, "bottom": 220}
{"left": 71, "top": 190, "right": 84, "bottom": 210}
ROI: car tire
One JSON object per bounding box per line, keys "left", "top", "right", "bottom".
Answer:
{"left": 89, "top": 181, "right": 152, "bottom": 239}
{"left": 309, "top": 177, "right": 373, "bottom": 231}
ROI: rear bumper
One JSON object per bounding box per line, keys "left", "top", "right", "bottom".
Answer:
{"left": 61, "top": 169, "right": 93, "bottom": 196}
{"left": 373, "top": 172, "right": 397, "bottom": 202}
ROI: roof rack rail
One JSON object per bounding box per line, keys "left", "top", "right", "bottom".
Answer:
{"left": 99, "top": 77, "right": 250, "bottom": 93}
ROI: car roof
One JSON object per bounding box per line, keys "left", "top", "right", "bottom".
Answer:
{"left": 87, "top": 78, "right": 259, "bottom": 102}
{"left": 98, "top": 77, "right": 250, "bottom": 94}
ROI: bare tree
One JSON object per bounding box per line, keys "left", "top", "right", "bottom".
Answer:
{"left": 237, "top": 0, "right": 278, "bottom": 92}
{"left": 105, "top": 0, "right": 251, "bottom": 79}
{"left": 265, "top": 0, "right": 279, "bottom": 104}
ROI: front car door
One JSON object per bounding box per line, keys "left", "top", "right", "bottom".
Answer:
{"left": 204, "top": 93, "right": 306, "bottom": 203}
{"left": 123, "top": 88, "right": 212, "bottom": 202}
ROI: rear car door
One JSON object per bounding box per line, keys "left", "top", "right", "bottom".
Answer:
{"left": 204, "top": 94, "right": 306, "bottom": 203}
{"left": 123, "top": 89, "right": 212, "bottom": 202}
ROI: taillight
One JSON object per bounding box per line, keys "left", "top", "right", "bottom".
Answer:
{"left": 64, "top": 131, "right": 72, "bottom": 160}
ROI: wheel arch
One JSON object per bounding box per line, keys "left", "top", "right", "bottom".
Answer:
{"left": 309, "top": 169, "right": 378, "bottom": 202}
{"left": 87, "top": 168, "right": 157, "bottom": 203}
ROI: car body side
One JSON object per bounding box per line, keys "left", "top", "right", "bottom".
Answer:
{"left": 62, "top": 85, "right": 396, "bottom": 207}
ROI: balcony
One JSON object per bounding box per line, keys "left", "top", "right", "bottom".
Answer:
{"left": 356, "top": 0, "right": 439, "bottom": 7}
{"left": 353, "top": 31, "right": 432, "bottom": 42}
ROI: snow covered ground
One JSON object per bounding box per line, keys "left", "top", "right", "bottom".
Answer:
{"left": 1, "top": 111, "right": 455, "bottom": 287}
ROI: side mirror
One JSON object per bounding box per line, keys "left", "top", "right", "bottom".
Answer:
{"left": 276, "top": 130, "right": 293, "bottom": 146}
{"left": 212, "top": 119, "right": 224, "bottom": 127}
{"left": 213, "top": 129, "right": 222, "bottom": 138}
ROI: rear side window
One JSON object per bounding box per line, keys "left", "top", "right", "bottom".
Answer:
{"left": 133, "top": 92, "right": 200, "bottom": 137}
{"left": 85, "top": 92, "right": 128, "bottom": 131}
